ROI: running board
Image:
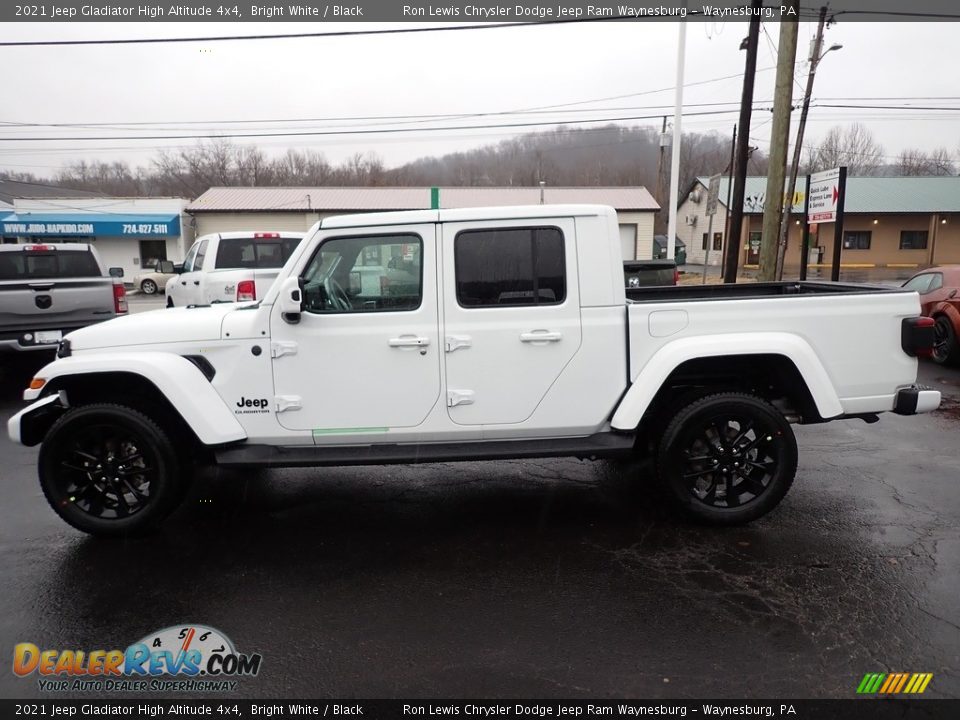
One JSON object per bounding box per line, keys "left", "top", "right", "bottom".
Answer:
{"left": 214, "top": 432, "right": 636, "bottom": 468}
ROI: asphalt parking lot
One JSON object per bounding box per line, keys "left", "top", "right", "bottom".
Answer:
{"left": 1, "top": 345, "right": 958, "bottom": 700}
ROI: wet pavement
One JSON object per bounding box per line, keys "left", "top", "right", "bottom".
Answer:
{"left": 0, "top": 355, "right": 958, "bottom": 700}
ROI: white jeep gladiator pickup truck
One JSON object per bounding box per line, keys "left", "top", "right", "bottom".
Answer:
{"left": 164, "top": 230, "right": 305, "bottom": 307}
{"left": 7, "top": 205, "right": 941, "bottom": 536}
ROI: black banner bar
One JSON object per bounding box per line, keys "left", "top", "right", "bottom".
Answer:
{"left": 3, "top": 0, "right": 960, "bottom": 24}
{"left": 1, "top": 699, "right": 959, "bottom": 720}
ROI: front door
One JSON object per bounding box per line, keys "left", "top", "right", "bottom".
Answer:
{"left": 441, "top": 219, "right": 582, "bottom": 426}
{"left": 174, "top": 238, "right": 207, "bottom": 305}
{"left": 270, "top": 225, "right": 441, "bottom": 436}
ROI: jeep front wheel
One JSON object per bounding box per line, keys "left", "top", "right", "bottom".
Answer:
{"left": 657, "top": 392, "right": 798, "bottom": 525}
{"left": 38, "top": 404, "right": 185, "bottom": 536}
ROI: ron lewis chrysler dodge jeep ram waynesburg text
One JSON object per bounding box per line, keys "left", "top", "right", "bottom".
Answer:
{"left": 7, "top": 205, "right": 941, "bottom": 535}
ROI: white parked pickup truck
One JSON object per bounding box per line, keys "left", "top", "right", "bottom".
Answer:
{"left": 7, "top": 205, "right": 941, "bottom": 536}
{"left": 164, "top": 231, "right": 305, "bottom": 306}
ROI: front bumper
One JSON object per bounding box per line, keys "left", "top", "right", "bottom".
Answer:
{"left": 893, "top": 385, "right": 941, "bottom": 415}
{"left": 7, "top": 394, "right": 62, "bottom": 446}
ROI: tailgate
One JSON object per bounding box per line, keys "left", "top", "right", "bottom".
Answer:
{"left": 0, "top": 277, "right": 115, "bottom": 333}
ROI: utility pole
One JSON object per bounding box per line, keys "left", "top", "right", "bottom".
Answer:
{"left": 720, "top": 124, "right": 736, "bottom": 279}
{"left": 777, "top": 5, "right": 838, "bottom": 278}
{"left": 759, "top": 0, "right": 799, "bottom": 281}
{"left": 722, "top": 0, "right": 762, "bottom": 284}
{"left": 666, "top": 19, "right": 687, "bottom": 262}
{"left": 654, "top": 115, "right": 668, "bottom": 232}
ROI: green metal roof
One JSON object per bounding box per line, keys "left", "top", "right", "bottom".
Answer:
{"left": 696, "top": 175, "right": 960, "bottom": 214}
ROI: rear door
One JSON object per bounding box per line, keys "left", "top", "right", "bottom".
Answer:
{"left": 440, "top": 219, "right": 582, "bottom": 426}
{"left": 0, "top": 246, "right": 113, "bottom": 347}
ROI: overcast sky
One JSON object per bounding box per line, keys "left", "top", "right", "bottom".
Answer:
{"left": 1, "top": 21, "right": 958, "bottom": 177}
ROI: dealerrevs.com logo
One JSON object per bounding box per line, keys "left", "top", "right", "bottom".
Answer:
{"left": 13, "top": 624, "right": 262, "bottom": 692}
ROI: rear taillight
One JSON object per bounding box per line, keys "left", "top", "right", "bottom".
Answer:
{"left": 25, "top": 244, "right": 53, "bottom": 251}
{"left": 237, "top": 280, "right": 256, "bottom": 302}
{"left": 113, "top": 282, "right": 128, "bottom": 314}
{"left": 253, "top": 232, "right": 279, "bottom": 239}
{"left": 673, "top": 269, "right": 680, "bottom": 285}
{"left": 901, "top": 316, "right": 935, "bottom": 357}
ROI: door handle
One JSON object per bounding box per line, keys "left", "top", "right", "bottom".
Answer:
{"left": 180, "top": 281, "right": 187, "bottom": 285}
{"left": 193, "top": 281, "right": 200, "bottom": 286}
{"left": 388, "top": 336, "right": 430, "bottom": 348}
{"left": 520, "top": 330, "right": 562, "bottom": 343}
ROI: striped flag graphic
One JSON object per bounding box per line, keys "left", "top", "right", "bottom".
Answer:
{"left": 857, "top": 673, "right": 933, "bottom": 694}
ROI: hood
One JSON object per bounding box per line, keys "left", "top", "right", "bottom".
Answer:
{"left": 66, "top": 304, "right": 242, "bottom": 351}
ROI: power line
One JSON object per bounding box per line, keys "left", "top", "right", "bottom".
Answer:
{"left": 0, "top": 108, "right": 752, "bottom": 142}
{"left": 5, "top": 100, "right": 958, "bottom": 144}
{"left": 0, "top": 16, "right": 673, "bottom": 48}
{"left": 0, "top": 68, "right": 780, "bottom": 132}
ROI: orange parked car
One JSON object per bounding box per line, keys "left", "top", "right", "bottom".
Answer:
{"left": 902, "top": 266, "right": 960, "bottom": 365}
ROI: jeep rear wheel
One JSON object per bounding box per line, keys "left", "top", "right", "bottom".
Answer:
{"left": 38, "top": 404, "right": 185, "bottom": 536}
{"left": 657, "top": 392, "right": 798, "bottom": 525}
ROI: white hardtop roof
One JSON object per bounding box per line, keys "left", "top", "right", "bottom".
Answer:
{"left": 198, "top": 230, "right": 306, "bottom": 241}
{"left": 321, "top": 204, "right": 617, "bottom": 229}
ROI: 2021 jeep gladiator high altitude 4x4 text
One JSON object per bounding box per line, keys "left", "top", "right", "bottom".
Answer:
{"left": 7, "top": 206, "right": 941, "bottom": 535}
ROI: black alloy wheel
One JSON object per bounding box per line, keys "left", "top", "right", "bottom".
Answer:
{"left": 39, "top": 404, "right": 184, "bottom": 535}
{"left": 657, "top": 392, "right": 798, "bottom": 524}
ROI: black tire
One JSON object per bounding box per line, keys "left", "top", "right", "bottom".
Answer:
{"left": 656, "top": 392, "right": 798, "bottom": 525}
{"left": 931, "top": 315, "right": 960, "bottom": 366}
{"left": 38, "top": 404, "right": 186, "bottom": 536}
{"left": 140, "top": 279, "right": 158, "bottom": 295}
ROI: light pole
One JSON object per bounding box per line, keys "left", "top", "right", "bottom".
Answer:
{"left": 775, "top": 5, "right": 842, "bottom": 279}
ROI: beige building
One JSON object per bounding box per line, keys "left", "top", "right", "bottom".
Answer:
{"left": 186, "top": 186, "right": 660, "bottom": 261}
{"left": 678, "top": 176, "right": 960, "bottom": 270}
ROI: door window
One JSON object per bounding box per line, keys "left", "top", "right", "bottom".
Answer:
{"left": 454, "top": 227, "right": 565, "bottom": 307}
{"left": 301, "top": 234, "right": 422, "bottom": 314}
{"left": 181, "top": 241, "right": 200, "bottom": 272}
{"left": 193, "top": 239, "right": 209, "bottom": 271}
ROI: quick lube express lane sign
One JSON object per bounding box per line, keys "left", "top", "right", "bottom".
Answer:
{"left": 808, "top": 168, "right": 841, "bottom": 223}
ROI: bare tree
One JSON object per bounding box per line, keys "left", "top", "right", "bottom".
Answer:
{"left": 807, "top": 123, "right": 885, "bottom": 176}
{"left": 928, "top": 147, "right": 955, "bottom": 176}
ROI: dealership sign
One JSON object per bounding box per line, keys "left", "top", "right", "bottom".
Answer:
{"left": 808, "top": 168, "right": 841, "bottom": 223}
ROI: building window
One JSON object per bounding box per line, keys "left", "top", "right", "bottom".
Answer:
{"left": 702, "top": 233, "right": 708, "bottom": 251}
{"left": 899, "top": 231, "right": 929, "bottom": 250}
{"left": 843, "top": 231, "right": 871, "bottom": 250}
{"left": 713, "top": 233, "right": 723, "bottom": 251}
{"left": 455, "top": 227, "right": 565, "bottom": 307}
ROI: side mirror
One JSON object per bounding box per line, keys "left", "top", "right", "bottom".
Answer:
{"left": 157, "top": 260, "right": 174, "bottom": 274}
{"left": 108, "top": 267, "right": 124, "bottom": 278}
{"left": 278, "top": 276, "right": 304, "bottom": 324}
